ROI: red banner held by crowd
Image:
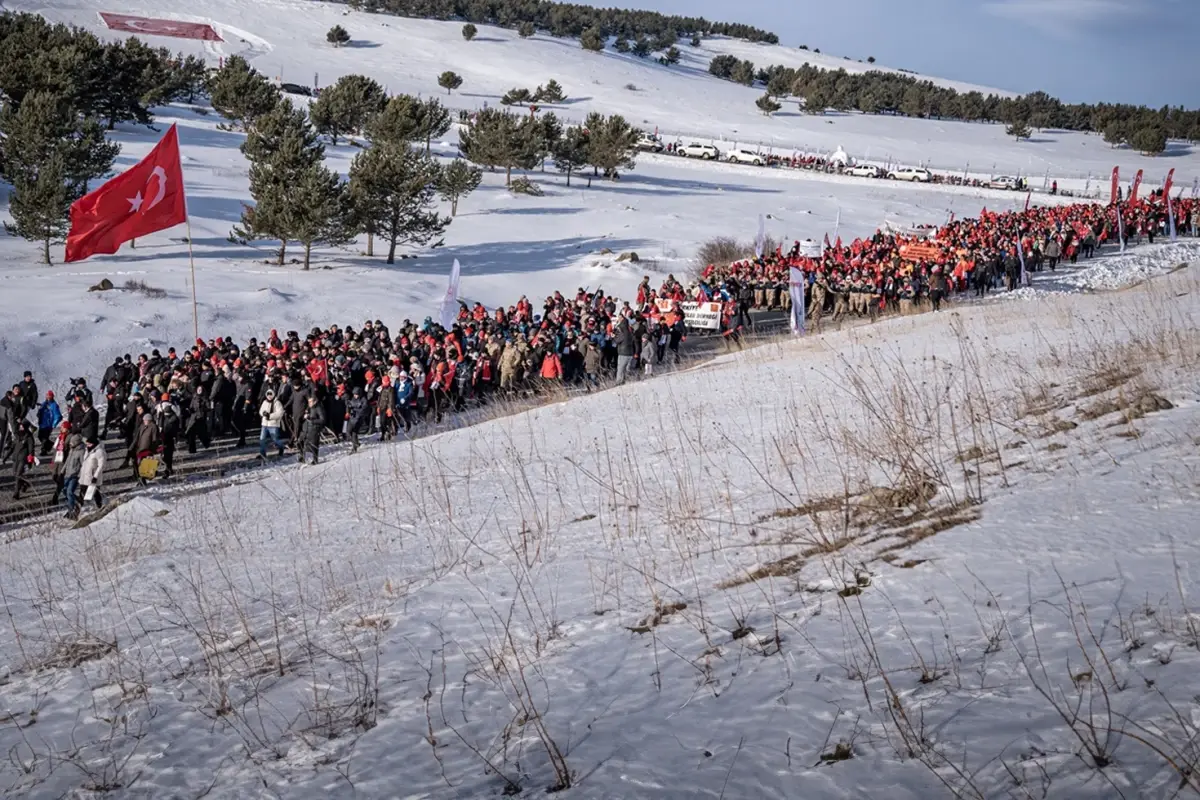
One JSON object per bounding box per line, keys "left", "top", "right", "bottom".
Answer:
{"left": 1110, "top": 166, "right": 1119, "bottom": 204}
{"left": 1164, "top": 168, "right": 1175, "bottom": 199}
{"left": 1130, "top": 169, "right": 1144, "bottom": 203}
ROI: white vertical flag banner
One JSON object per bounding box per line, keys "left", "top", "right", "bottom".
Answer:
{"left": 833, "top": 207, "right": 841, "bottom": 243}
{"left": 1117, "top": 206, "right": 1126, "bottom": 253}
{"left": 789, "top": 266, "right": 806, "bottom": 335}
{"left": 754, "top": 214, "right": 766, "bottom": 258}
{"left": 439, "top": 259, "right": 462, "bottom": 330}
{"left": 1017, "top": 238, "right": 1029, "bottom": 287}
{"left": 1167, "top": 192, "right": 1177, "bottom": 241}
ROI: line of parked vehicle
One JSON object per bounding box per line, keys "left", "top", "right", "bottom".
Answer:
{"left": 634, "top": 133, "right": 1027, "bottom": 190}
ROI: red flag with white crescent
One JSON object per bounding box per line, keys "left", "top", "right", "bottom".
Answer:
{"left": 1130, "top": 169, "right": 1144, "bottom": 203}
{"left": 66, "top": 125, "right": 187, "bottom": 262}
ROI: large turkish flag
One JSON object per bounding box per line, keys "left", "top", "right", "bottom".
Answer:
{"left": 65, "top": 124, "right": 188, "bottom": 262}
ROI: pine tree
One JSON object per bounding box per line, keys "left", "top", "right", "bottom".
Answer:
{"left": 0, "top": 91, "right": 119, "bottom": 264}
{"left": 501, "top": 88, "right": 533, "bottom": 106}
{"left": 289, "top": 164, "right": 352, "bottom": 269}
{"left": 348, "top": 142, "right": 450, "bottom": 264}
{"left": 552, "top": 125, "right": 589, "bottom": 186}
{"left": 368, "top": 94, "right": 425, "bottom": 145}
{"left": 1130, "top": 124, "right": 1167, "bottom": 155}
{"left": 458, "top": 107, "right": 539, "bottom": 185}
{"left": 534, "top": 111, "right": 563, "bottom": 170}
{"left": 518, "top": 22, "right": 535, "bottom": 38}
{"left": 583, "top": 112, "right": 639, "bottom": 180}
{"left": 1006, "top": 120, "right": 1032, "bottom": 141}
{"left": 756, "top": 93, "right": 781, "bottom": 116}
{"left": 730, "top": 60, "right": 755, "bottom": 86}
{"left": 416, "top": 97, "right": 452, "bottom": 154}
{"left": 172, "top": 55, "right": 209, "bottom": 104}
{"left": 690, "top": 34, "right": 701, "bottom": 46}
{"left": 308, "top": 74, "right": 387, "bottom": 144}
{"left": 662, "top": 46, "right": 681, "bottom": 66}
{"left": 208, "top": 55, "right": 280, "bottom": 129}
{"left": 234, "top": 99, "right": 326, "bottom": 265}
{"left": 437, "top": 158, "right": 482, "bottom": 216}
{"left": 370, "top": 95, "right": 452, "bottom": 154}
{"left": 438, "top": 70, "right": 463, "bottom": 94}
{"left": 580, "top": 28, "right": 604, "bottom": 52}
{"left": 631, "top": 38, "right": 651, "bottom": 57}
{"left": 327, "top": 25, "right": 351, "bottom": 47}
{"left": 534, "top": 79, "right": 566, "bottom": 103}
{"left": 462, "top": 23, "right": 477, "bottom": 41}
{"left": 613, "top": 36, "right": 630, "bottom": 53}
{"left": 1103, "top": 121, "right": 1127, "bottom": 147}
{"left": 91, "top": 38, "right": 175, "bottom": 129}
{"left": 766, "top": 72, "right": 792, "bottom": 98}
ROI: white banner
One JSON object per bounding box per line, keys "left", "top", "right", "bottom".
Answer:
{"left": 789, "top": 267, "right": 806, "bottom": 335}
{"left": 439, "top": 258, "right": 461, "bottom": 330}
{"left": 796, "top": 239, "right": 821, "bottom": 258}
{"left": 754, "top": 214, "right": 766, "bottom": 259}
{"left": 656, "top": 299, "right": 722, "bottom": 330}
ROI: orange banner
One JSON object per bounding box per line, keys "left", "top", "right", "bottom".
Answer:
{"left": 899, "top": 243, "right": 943, "bottom": 261}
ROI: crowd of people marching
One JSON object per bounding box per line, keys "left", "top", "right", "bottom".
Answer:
{"left": 1, "top": 191, "right": 1196, "bottom": 520}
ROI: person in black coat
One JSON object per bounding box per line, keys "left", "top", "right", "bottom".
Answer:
{"left": 11, "top": 420, "right": 36, "bottom": 499}
{"left": 345, "top": 388, "right": 370, "bottom": 452}
{"left": 300, "top": 395, "right": 326, "bottom": 465}
{"left": 19, "top": 372, "right": 38, "bottom": 416}
{"left": 156, "top": 398, "right": 182, "bottom": 478}
{"left": 288, "top": 379, "right": 310, "bottom": 448}
{"left": 77, "top": 397, "right": 101, "bottom": 444}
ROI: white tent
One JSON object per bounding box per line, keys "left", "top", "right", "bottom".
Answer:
{"left": 830, "top": 145, "right": 851, "bottom": 165}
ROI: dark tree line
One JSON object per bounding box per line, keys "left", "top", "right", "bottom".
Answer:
{"left": 345, "top": 0, "right": 777, "bottom": 44}
{"left": 710, "top": 56, "right": 1200, "bottom": 151}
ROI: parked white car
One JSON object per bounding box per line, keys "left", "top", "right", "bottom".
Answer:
{"left": 726, "top": 148, "right": 764, "bottom": 166}
{"left": 845, "top": 163, "right": 883, "bottom": 178}
{"left": 680, "top": 142, "right": 720, "bottom": 160}
{"left": 888, "top": 167, "right": 933, "bottom": 182}
{"left": 986, "top": 175, "right": 1020, "bottom": 190}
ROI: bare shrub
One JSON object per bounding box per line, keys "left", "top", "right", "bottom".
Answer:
{"left": 122, "top": 279, "right": 167, "bottom": 299}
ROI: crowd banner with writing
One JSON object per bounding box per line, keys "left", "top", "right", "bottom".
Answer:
{"left": 655, "top": 299, "right": 723, "bottom": 330}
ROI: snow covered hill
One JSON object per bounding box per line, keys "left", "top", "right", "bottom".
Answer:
{"left": 12, "top": 0, "right": 1200, "bottom": 183}
{"left": 0, "top": 99, "right": 1092, "bottom": 392}
{"left": 1, "top": 255, "right": 1198, "bottom": 798}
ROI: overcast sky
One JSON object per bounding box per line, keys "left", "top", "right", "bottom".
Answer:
{"left": 634, "top": 0, "right": 1199, "bottom": 108}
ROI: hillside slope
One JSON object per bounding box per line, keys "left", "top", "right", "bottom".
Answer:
{"left": 1, "top": 259, "right": 1198, "bottom": 798}
{"left": 13, "top": 0, "right": 1198, "bottom": 181}
{"left": 0, "top": 99, "right": 1088, "bottom": 391}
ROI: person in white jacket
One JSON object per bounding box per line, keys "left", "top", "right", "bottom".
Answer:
{"left": 78, "top": 437, "right": 107, "bottom": 511}
{"left": 258, "top": 390, "right": 287, "bottom": 460}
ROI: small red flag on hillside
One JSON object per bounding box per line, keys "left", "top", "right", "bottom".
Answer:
{"left": 65, "top": 124, "right": 187, "bottom": 263}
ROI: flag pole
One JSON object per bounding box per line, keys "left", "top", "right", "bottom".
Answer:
{"left": 186, "top": 219, "right": 198, "bottom": 341}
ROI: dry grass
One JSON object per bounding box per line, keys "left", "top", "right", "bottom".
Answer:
{"left": 122, "top": 279, "right": 168, "bottom": 299}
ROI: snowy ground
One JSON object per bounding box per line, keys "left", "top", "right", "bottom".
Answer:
{"left": 4, "top": 4, "right": 1200, "bottom": 796}
{"left": 0, "top": 101, "right": 1080, "bottom": 391}
{"left": 12, "top": 0, "right": 1200, "bottom": 186}
{"left": 1, "top": 254, "right": 1199, "bottom": 798}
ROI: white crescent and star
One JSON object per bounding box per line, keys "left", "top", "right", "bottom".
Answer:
{"left": 127, "top": 166, "right": 169, "bottom": 215}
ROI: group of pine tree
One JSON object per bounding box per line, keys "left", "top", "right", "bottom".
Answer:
{"left": 341, "top": 0, "right": 777, "bottom": 44}
{"left": 0, "top": 10, "right": 642, "bottom": 267}
{"left": 222, "top": 61, "right": 640, "bottom": 268}
{"left": 709, "top": 57, "right": 1198, "bottom": 152}
{"left": 0, "top": 12, "right": 206, "bottom": 262}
